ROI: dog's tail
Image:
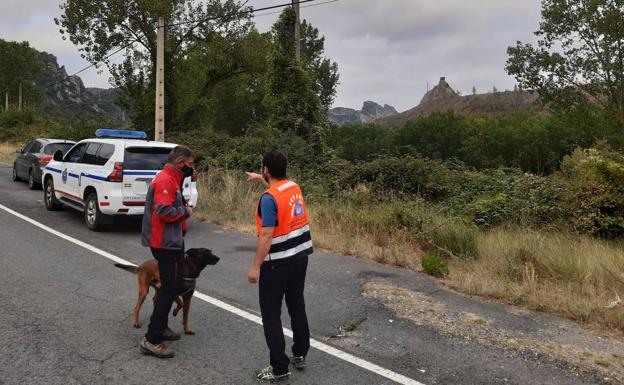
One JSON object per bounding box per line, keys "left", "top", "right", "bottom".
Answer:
{"left": 114, "top": 263, "right": 140, "bottom": 274}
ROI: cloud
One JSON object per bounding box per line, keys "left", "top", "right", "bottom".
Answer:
{"left": 251, "top": 0, "right": 542, "bottom": 110}
{"left": 0, "top": 0, "right": 542, "bottom": 110}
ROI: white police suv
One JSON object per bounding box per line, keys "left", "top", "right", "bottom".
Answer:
{"left": 42, "top": 129, "right": 198, "bottom": 231}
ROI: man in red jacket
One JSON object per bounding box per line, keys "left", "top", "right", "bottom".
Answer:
{"left": 139, "top": 145, "right": 194, "bottom": 358}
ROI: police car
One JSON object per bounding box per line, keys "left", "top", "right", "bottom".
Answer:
{"left": 42, "top": 129, "right": 198, "bottom": 231}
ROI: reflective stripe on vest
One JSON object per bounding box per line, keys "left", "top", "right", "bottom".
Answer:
{"left": 255, "top": 180, "right": 313, "bottom": 261}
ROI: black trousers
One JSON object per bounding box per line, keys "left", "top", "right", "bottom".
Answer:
{"left": 259, "top": 255, "right": 310, "bottom": 375}
{"left": 145, "top": 247, "right": 184, "bottom": 344}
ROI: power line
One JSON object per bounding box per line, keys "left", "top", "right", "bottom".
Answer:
{"left": 42, "top": 0, "right": 333, "bottom": 90}
{"left": 164, "top": 0, "right": 321, "bottom": 28}
{"left": 253, "top": 0, "right": 339, "bottom": 18}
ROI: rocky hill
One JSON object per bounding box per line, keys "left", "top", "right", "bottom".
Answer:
{"left": 376, "top": 77, "right": 540, "bottom": 128}
{"left": 328, "top": 101, "right": 398, "bottom": 125}
{"left": 36, "top": 51, "right": 125, "bottom": 124}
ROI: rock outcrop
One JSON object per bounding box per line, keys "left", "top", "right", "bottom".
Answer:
{"left": 37, "top": 51, "right": 125, "bottom": 124}
{"left": 420, "top": 77, "right": 458, "bottom": 104}
{"left": 375, "top": 77, "right": 539, "bottom": 128}
{"left": 328, "top": 101, "right": 398, "bottom": 125}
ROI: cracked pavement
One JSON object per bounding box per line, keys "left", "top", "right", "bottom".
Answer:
{"left": 0, "top": 165, "right": 610, "bottom": 385}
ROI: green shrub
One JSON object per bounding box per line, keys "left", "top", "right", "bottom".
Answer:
{"left": 0, "top": 109, "right": 35, "bottom": 128}
{"left": 429, "top": 219, "right": 479, "bottom": 260}
{"left": 559, "top": 144, "right": 624, "bottom": 238}
{"left": 341, "top": 156, "right": 452, "bottom": 200}
{"left": 421, "top": 250, "right": 449, "bottom": 277}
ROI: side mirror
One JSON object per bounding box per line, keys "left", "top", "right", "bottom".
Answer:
{"left": 53, "top": 150, "right": 64, "bottom": 162}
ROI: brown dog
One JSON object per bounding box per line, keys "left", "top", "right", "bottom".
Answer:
{"left": 115, "top": 248, "right": 220, "bottom": 335}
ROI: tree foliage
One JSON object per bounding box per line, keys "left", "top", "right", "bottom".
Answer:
{"left": 55, "top": 0, "right": 254, "bottom": 131}
{"left": 0, "top": 39, "right": 44, "bottom": 110}
{"left": 506, "top": 0, "right": 624, "bottom": 121}
{"left": 56, "top": 2, "right": 338, "bottom": 137}
{"left": 266, "top": 7, "right": 324, "bottom": 136}
{"left": 327, "top": 108, "right": 621, "bottom": 174}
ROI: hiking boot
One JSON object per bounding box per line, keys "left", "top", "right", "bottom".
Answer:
{"left": 162, "top": 327, "right": 181, "bottom": 341}
{"left": 254, "top": 365, "right": 290, "bottom": 383}
{"left": 139, "top": 337, "right": 175, "bottom": 358}
{"left": 290, "top": 356, "right": 306, "bottom": 370}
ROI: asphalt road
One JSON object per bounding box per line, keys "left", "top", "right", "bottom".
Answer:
{"left": 0, "top": 165, "right": 603, "bottom": 385}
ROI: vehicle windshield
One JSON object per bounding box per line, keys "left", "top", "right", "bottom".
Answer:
{"left": 44, "top": 143, "right": 74, "bottom": 155}
{"left": 124, "top": 147, "right": 172, "bottom": 170}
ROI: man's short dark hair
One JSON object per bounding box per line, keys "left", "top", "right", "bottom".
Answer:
{"left": 263, "top": 150, "right": 287, "bottom": 179}
{"left": 168, "top": 145, "right": 194, "bottom": 163}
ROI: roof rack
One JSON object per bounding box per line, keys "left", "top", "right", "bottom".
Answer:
{"left": 95, "top": 129, "right": 148, "bottom": 140}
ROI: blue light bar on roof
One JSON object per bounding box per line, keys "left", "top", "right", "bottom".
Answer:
{"left": 95, "top": 129, "right": 148, "bottom": 140}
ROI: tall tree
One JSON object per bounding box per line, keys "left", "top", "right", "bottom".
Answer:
{"left": 55, "top": 0, "right": 252, "bottom": 131}
{"left": 300, "top": 20, "right": 339, "bottom": 112}
{"left": 0, "top": 39, "right": 44, "bottom": 110}
{"left": 506, "top": 0, "right": 624, "bottom": 121}
{"left": 175, "top": 29, "right": 272, "bottom": 135}
{"left": 267, "top": 7, "right": 323, "bottom": 136}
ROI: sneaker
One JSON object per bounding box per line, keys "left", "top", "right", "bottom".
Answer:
{"left": 290, "top": 356, "right": 306, "bottom": 370}
{"left": 139, "top": 337, "right": 175, "bottom": 358}
{"left": 254, "top": 365, "right": 290, "bottom": 383}
{"left": 162, "top": 327, "right": 181, "bottom": 341}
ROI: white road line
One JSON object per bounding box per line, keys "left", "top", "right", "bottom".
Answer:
{"left": 0, "top": 203, "right": 425, "bottom": 385}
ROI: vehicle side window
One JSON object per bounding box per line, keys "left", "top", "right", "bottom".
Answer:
{"left": 82, "top": 143, "right": 101, "bottom": 165}
{"left": 96, "top": 144, "right": 115, "bottom": 166}
{"left": 22, "top": 141, "right": 35, "bottom": 153}
{"left": 65, "top": 143, "right": 88, "bottom": 163}
{"left": 29, "top": 141, "right": 42, "bottom": 154}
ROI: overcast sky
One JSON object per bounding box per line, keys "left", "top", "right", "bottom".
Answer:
{"left": 0, "top": 0, "right": 542, "bottom": 112}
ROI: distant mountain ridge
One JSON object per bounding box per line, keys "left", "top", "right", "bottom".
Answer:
{"left": 328, "top": 101, "right": 398, "bottom": 125}
{"left": 375, "top": 77, "right": 540, "bottom": 128}
{"left": 36, "top": 51, "right": 125, "bottom": 124}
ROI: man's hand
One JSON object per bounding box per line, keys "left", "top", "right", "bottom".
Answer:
{"left": 248, "top": 266, "right": 260, "bottom": 284}
{"left": 246, "top": 172, "right": 262, "bottom": 181}
{"left": 185, "top": 207, "right": 193, "bottom": 217}
{"left": 246, "top": 172, "right": 268, "bottom": 186}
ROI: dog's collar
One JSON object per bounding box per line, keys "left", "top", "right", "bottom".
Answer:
{"left": 182, "top": 277, "right": 197, "bottom": 282}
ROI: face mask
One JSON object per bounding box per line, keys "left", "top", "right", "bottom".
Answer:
{"left": 181, "top": 165, "right": 194, "bottom": 178}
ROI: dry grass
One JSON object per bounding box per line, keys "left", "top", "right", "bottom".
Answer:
{"left": 446, "top": 229, "right": 624, "bottom": 332}
{"left": 0, "top": 142, "right": 18, "bottom": 165}
{"left": 196, "top": 169, "right": 624, "bottom": 332}
{"left": 195, "top": 169, "right": 423, "bottom": 270}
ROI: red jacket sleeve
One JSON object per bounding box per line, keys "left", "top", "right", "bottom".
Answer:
{"left": 152, "top": 179, "right": 189, "bottom": 223}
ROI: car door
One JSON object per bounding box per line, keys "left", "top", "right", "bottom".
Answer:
{"left": 16, "top": 141, "right": 35, "bottom": 177}
{"left": 60, "top": 142, "right": 88, "bottom": 203}
{"left": 25, "top": 140, "right": 43, "bottom": 177}
{"left": 76, "top": 142, "right": 102, "bottom": 197}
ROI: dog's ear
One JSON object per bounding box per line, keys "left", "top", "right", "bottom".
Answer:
{"left": 186, "top": 248, "right": 200, "bottom": 259}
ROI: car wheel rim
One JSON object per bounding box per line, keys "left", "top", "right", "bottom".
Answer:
{"left": 87, "top": 200, "right": 96, "bottom": 224}
{"left": 46, "top": 184, "right": 52, "bottom": 204}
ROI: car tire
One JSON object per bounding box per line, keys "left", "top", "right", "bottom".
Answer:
{"left": 85, "top": 192, "right": 106, "bottom": 231}
{"left": 12, "top": 164, "right": 21, "bottom": 182}
{"left": 44, "top": 178, "right": 62, "bottom": 211}
{"left": 28, "top": 169, "right": 39, "bottom": 190}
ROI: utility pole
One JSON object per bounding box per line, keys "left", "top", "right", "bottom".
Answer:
{"left": 292, "top": 0, "right": 300, "bottom": 61}
{"left": 155, "top": 17, "right": 165, "bottom": 142}
{"left": 18, "top": 82, "right": 22, "bottom": 111}
{"left": 4, "top": 92, "right": 8, "bottom": 112}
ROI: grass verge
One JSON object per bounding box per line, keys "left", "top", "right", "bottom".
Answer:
{"left": 196, "top": 169, "right": 624, "bottom": 332}
{"left": 0, "top": 142, "right": 17, "bottom": 164}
